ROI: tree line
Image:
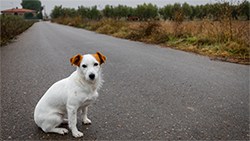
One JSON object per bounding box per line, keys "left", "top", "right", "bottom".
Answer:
{"left": 50, "top": 1, "right": 250, "bottom": 20}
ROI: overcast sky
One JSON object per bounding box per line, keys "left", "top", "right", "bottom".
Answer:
{"left": 1, "top": 0, "right": 213, "bottom": 15}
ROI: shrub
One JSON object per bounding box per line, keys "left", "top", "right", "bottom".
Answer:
{"left": 125, "top": 19, "right": 161, "bottom": 41}
{"left": 24, "top": 12, "right": 34, "bottom": 18}
{"left": 96, "top": 18, "right": 129, "bottom": 35}
{"left": 0, "top": 15, "right": 37, "bottom": 45}
{"left": 36, "top": 11, "right": 43, "bottom": 19}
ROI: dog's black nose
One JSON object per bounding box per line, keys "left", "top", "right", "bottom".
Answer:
{"left": 89, "top": 74, "right": 95, "bottom": 80}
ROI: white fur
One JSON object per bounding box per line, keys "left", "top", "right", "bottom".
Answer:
{"left": 34, "top": 54, "right": 104, "bottom": 138}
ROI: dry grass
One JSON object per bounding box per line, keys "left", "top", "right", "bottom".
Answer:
{"left": 51, "top": 16, "right": 249, "bottom": 64}
{"left": 96, "top": 18, "right": 129, "bottom": 35}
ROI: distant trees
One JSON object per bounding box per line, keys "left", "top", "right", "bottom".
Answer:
{"left": 158, "top": 4, "right": 172, "bottom": 20}
{"left": 21, "top": 0, "right": 43, "bottom": 12}
{"left": 182, "top": 2, "right": 192, "bottom": 19}
{"left": 134, "top": 3, "right": 158, "bottom": 20}
{"left": 158, "top": 1, "right": 249, "bottom": 21}
{"left": 103, "top": 3, "right": 157, "bottom": 20}
{"left": 50, "top": 1, "right": 249, "bottom": 21}
{"left": 51, "top": 5, "right": 101, "bottom": 20}
{"left": 103, "top": 5, "right": 114, "bottom": 18}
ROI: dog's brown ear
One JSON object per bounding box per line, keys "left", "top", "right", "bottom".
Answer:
{"left": 95, "top": 52, "right": 106, "bottom": 65}
{"left": 70, "top": 54, "right": 83, "bottom": 67}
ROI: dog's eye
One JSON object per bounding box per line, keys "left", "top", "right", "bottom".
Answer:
{"left": 94, "top": 63, "right": 98, "bottom": 66}
{"left": 82, "top": 64, "right": 87, "bottom": 68}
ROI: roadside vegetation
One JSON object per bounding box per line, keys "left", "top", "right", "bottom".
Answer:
{"left": 52, "top": 0, "right": 249, "bottom": 64}
{"left": 0, "top": 0, "right": 43, "bottom": 46}
{"left": 0, "top": 15, "right": 38, "bottom": 45}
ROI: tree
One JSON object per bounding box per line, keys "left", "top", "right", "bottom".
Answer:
{"left": 201, "top": 3, "right": 212, "bottom": 18}
{"left": 103, "top": 5, "right": 113, "bottom": 18}
{"left": 182, "top": 2, "right": 192, "bottom": 19}
{"left": 231, "top": 5, "right": 240, "bottom": 20}
{"left": 159, "top": 4, "right": 173, "bottom": 20}
{"left": 50, "top": 5, "right": 63, "bottom": 19}
{"left": 195, "top": 5, "right": 202, "bottom": 19}
{"left": 195, "top": 4, "right": 211, "bottom": 19}
{"left": 127, "top": 7, "right": 135, "bottom": 18}
{"left": 159, "top": 7, "right": 167, "bottom": 20}
{"left": 134, "top": 3, "right": 158, "bottom": 20}
{"left": 171, "top": 3, "right": 182, "bottom": 21}
{"left": 36, "top": 11, "right": 43, "bottom": 19}
{"left": 77, "top": 6, "right": 88, "bottom": 18}
{"left": 241, "top": 0, "right": 250, "bottom": 20}
{"left": 135, "top": 4, "right": 147, "bottom": 20}
{"left": 190, "top": 5, "right": 196, "bottom": 20}
{"left": 89, "top": 5, "right": 101, "bottom": 20}
{"left": 77, "top": 5, "right": 101, "bottom": 20}
{"left": 63, "top": 7, "right": 76, "bottom": 17}
{"left": 112, "top": 5, "right": 130, "bottom": 19}
{"left": 146, "top": 3, "right": 158, "bottom": 18}
{"left": 21, "top": 0, "right": 43, "bottom": 12}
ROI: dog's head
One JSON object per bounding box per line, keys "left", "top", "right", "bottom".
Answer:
{"left": 70, "top": 52, "right": 106, "bottom": 82}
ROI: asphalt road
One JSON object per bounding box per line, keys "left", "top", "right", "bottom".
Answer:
{"left": 1, "top": 21, "right": 249, "bottom": 140}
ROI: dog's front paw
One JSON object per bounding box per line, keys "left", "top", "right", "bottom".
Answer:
{"left": 82, "top": 118, "right": 92, "bottom": 125}
{"left": 72, "top": 131, "right": 83, "bottom": 138}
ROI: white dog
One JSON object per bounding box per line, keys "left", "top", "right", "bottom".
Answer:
{"left": 34, "top": 52, "right": 106, "bottom": 138}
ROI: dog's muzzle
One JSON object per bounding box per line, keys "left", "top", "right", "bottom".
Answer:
{"left": 89, "top": 73, "right": 95, "bottom": 80}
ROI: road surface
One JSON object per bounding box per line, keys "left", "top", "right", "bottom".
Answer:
{"left": 1, "top": 21, "right": 249, "bottom": 140}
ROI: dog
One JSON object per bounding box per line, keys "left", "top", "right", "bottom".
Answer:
{"left": 34, "top": 52, "right": 106, "bottom": 138}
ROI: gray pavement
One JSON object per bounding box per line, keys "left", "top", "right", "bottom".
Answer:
{"left": 1, "top": 21, "right": 249, "bottom": 140}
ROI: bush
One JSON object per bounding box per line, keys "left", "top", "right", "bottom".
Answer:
{"left": 125, "top": 19, "right": 161, "bottom": 41}
{"left": 24, "top": 12, "right": 34, "bottom": 18}
{"left": 36, "top": 11, "right": 43, "bottom": 19}
{"left": 0, "top": 15, "right": 37, "bottom": 45}
{"left": 96, "top": 18, "right": 129, "bottom": 35}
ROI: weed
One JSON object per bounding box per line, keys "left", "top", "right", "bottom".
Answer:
{"left": 172, "top": 11, "right": 185, "bottom": 37}
{"left": 125, "top": 19, "right": 161, "bottom": 41}
{"left": 96, "top": 18, "right": 129, "bottom": 35}
{"left": 187, "top": 36, "right": 197, "bottom": 43}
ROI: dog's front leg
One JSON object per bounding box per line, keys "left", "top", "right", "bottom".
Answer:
{"left": 81, "top": 107, "right": 92, "bottom": 125}
{"left": 67, "top": 105, "right": 83, "bottom": 138}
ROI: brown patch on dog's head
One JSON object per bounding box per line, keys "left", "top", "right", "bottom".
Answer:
{"left": 92, "top": 52, "right": 106, "bottom": 65}
{"left": 70, "top": 54, "right": 83, "bottom": 67}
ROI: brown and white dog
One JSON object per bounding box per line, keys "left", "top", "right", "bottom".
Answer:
{"left": 34, "top": 52, "right": 106, "bottom": 138}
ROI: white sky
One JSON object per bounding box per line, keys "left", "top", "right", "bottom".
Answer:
{"left": 1, "top": 0, "right": 218, "bottom": 15}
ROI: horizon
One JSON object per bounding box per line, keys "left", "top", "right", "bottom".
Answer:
{"left": 1, "top": 0, "right": 214, "bottom": 15}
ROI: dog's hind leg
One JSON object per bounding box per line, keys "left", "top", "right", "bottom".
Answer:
{"left": 48, "top": 127, "right": 69, "bottom": 135}
{"left": 40, "top": 114, "right": 68, "bottom": 135}
{"left": 62, "top": 119, "right": 68, "bottom": 124}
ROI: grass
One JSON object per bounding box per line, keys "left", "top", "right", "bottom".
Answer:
{"left": 0, "top": 15, "right": 38, "bottom": 46}
{"left": 51, "top": 16, "right": 249, "bottom": 64}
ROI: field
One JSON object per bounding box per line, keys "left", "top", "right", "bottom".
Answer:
{"left": 51, "top": 16, "right": 249, "bottom": 64}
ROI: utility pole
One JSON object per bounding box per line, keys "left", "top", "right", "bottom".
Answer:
{"left": 43, "top": 5, "right": 46, "bottom": 20}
